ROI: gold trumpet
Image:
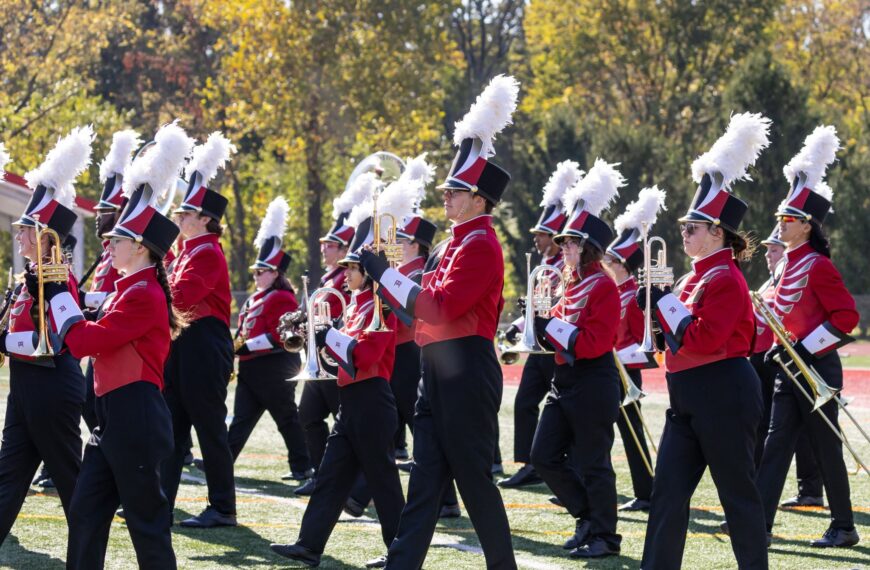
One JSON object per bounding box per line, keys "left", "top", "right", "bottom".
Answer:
{"left": 366, "top": 185, "right": 402, "bottom": 333}
{"left": 498, "top": 252, "right": 565, "bottom": 365}
{"left": 638, "top": 221, "right": 673, "bottom": 353}
{"left": 751, "top": 291, "right": 870, "bottom": 476}
{"left": 31, "top": 216, "right": 69, "bottom": 358}
{"left": 284, "top": 278, "right": 348, "bottom": 382}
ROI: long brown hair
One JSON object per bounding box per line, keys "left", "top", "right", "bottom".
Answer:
{"left": 723, "top": 228, "right": 756, "bottom": 267}
{"left": 151, "top": 250, "right": 189, "bottom": 339}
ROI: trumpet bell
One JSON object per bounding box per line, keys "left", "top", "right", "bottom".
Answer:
{"left": 289, "top": 349, "right": 337, "bottom": 382}
{"left": 283, "top": 334, "right": 304, "bottom": 353}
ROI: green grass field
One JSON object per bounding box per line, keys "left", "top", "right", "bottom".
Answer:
{"left": 0, "top": 367, "right": 867, "bottom": 569}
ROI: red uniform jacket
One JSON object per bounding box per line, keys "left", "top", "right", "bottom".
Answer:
{"left": 413, "top": 215, "right": 504, "bottom": 347}
{"left": 237, "top": 288, "right": 299, "bottom": 361}
{"left": 320, "top": 265, "right": 351, "bottom": 321}
{"left": 395, "top": 256, "right": 425, "bottom": 346}
{"left": 773, "top": 242, "right": 858, "bottom": 356}
{"left": 4, "top": 270, "right": 81, "bottom": 362}
{"left": 544, "top": 263, "right": 619, "bottom": 366}
{"left": 168, "top": 233, "right": 231, "bottom": 327}
{"left": 322, "top": 287, "right": 397, "bottom": 387}
{"left": 656, "top": 248, "right": 755, "bottom": 373}
{"left": 83, "top": 240, "right": 122, "bottom": 309}
{"left": 65, "top": 266, "right": 170, "bottom": 396}
{"left": 614, "top": 277, "right": 656, "bottom": 369}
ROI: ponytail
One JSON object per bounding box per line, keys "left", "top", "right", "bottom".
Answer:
{"left": 723, "top": 229, "right": 756, "bottom": 267}
{"left": 808, "top": 220, "right": 831, "bottom": 258}
{"left": 151, "top": 250, "right": 189, "bottom": 339}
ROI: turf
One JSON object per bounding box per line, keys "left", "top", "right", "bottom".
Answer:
{"left": 0, "top": 368, "right": 867, "bottom": 569}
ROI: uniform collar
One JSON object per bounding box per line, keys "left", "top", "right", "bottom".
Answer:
{"left": 450, "top": 215, "right": 492, "bottom": 240}
{"left": 115, "top": 265, "right": 156, "bottom": 294}
{"left": 322, "top": 265, "right": 345, "bottom": 282}
{"left": 543, "top": 250, "right": 562, "bottom": 265}
{"left": 691, "top": 247, "right": 732, "bottom": 275}
{"left": 352, "top": 287, "right": 373, "bottom": 305}
{"left": 181, "top": 232, "right": 218, "bottom": 252}
{"left": 399, "top": 256, "right": 425, "bottom": 273}
{"left": 785, "top": 240, "right": 812, "bottom": 262}
{"left": 617, "top": 275, "right": 637, "bottom": 292}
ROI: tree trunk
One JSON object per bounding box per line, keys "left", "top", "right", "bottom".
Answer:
{"left": 304, "top": 95, "right": 326, "bottom": 284}
{"left": 228, "top": 167, "right": 249, "bottom": 292}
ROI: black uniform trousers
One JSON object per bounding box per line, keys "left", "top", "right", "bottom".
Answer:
{"left": 227, "top": 352, "right": 310, "bottom": 473}
{"left": 83, "top": 359, "right": 98, "bottom": 432}
{"left": 349, "top": 341, "right": 459, "bottom": 508}
{"left": 513, "top": 353, "right": 554, "bottom": 464}
{"left": 0, "top": 354, "right": 84, "bottom": 545}
{"left": 617, "top": 368, "right": 653, "bottom": 501}
{"left": 756, "top": 351, "right": 853, "bottom": 530}
{"left": 386, "top": 337, "right": 515, "bottom": 570}
{"left": 161, "top": 316, "right": 236, "bottom": 515}
{"left": 297, "top": 378, "right": 405, "bottom": 552}
{"left": 794, "top": 430, "right": 823, "bottom": 498}
{"left": 641, "top": 358, "right": 767, "bottom": 570}
{"left": 531, "top": 354, "right": 621, "bottom": 547}
{"left": 67, "top": 381, "right": 175, "bottom": 569}
{"left": 299, "top": 374, "right": 340, "bottom": 474}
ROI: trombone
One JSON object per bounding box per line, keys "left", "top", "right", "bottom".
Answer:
{"left": 31, "top": 216, "right": 69, "bottom": 358}
{"left": 499, "top": 252, "right": 565, "bottom": 365}
{"left": 751, "top": 291, "right": 870, "bottom": 476}
{"left": 281, "top": 276, "right": 348, "bottom": 382}
{"left": 638, "top": 222, "right": 673, "bottom": 353}
{"left": 612, "top": 350, "right": 656, "bottom": 476}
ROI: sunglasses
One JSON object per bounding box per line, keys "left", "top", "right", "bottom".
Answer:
{"left": 679, "top": 222, "right": 709, "bottom": 236}
{"left": 442, "top": 188, "right": 471, "bottom": 200}
{"left": 776, "top": 215, "right": 802, "bottom": 224}
{"left": 253, "top": 269, "right": 272, "bottom": 276}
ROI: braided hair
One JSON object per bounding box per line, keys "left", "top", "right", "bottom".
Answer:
{"left": 151, "top": 250, "right": 188, "bottom": 339}
{"left": 808, "top": 220, "right": 832, "bottom": 258}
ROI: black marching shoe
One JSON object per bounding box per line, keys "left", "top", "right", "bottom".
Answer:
{"left": 810, "top": 527, "right": 859, "bottom": 548}
{"left": 491, "top": 463, "right": 504, "bottom": 475}
{"left": 282, "top": 468, "right": 315, "bottom": 482}
{"left": 569, "top": 537, "right": 620, "bottom": 559}
{"left": 270, "top": 543, "right": 321, "bottom": 567}
{"left": 180, "top": 506, "right": 237, "bottom": 528}
{"left": 497, "top": 464, "right": 543, "bottom": 488}
{"left": 439, "top": 503, "right": 461, "bottom": 519}
{"left": 563, "top": 519, "right": 591, "bottom": 550}
{"left": 395, "top": 447, "right": 410, "bottom": 461}
{"left": 365, "top": 555, "right": 388, "bottom": 568}
{"left": 344, "top": 497, "right": 368, "bottom": 518}
{"left": 294, "top": 478, "right": 317, "bottom": 496}
{"left": 38, "top": 477, "right": 55, "bottom": 489}
{"left": 549, "top": 496, "right": 564, "bottom": 508}
{"left": 115, "top": 508, "right": 126, "bottom": 519}
{"left": 192, "top": 458, "right": 205, "bottom": 472}
{"left": 397, "top": 460, "right": 414, "bottom": 473}
{"left": 781, "top": 494, "right": 824, "bottom": 508}
{"left": 618, "top": 498, "right": 650, "bottom": 512}
{"left": 183, "top": 451, "right": 195, "bottom": 466}
{"left": 719, "top": 522, "right": 772, "bottom": 547}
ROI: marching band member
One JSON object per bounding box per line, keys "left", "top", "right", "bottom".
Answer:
{"left": 362, "top": 75, "right": 520, "bottom": 569}
{"left": 0, "top": 128, "right": 93, "bottom": 545}
{"left": 530, "top": 159, "right": 624, "bottom": 559}
{"left": 499, "top": 160, "right": 578, "bottom": 490}
{"left": 295, "top": 173, "right": 361, "bottom": 497}
{"left": 63, "top": 143, "right": 185, "bottom": 568}
{"left": 79, "top": 129, "right": 142, "bottom": 431}
{"left": 750, "top": 226, "right": 785, "bottom": 466}
{"left": 640, "top": 113, "right": 771, "bottom": 570}
{"left": 603, "top": 186, "right": 667, "bottom": 512}
{"left": 227, "top": 197, "right": 312, "bottom": 480}
{"left": 754, "top": 126, "right": 859, "bottom": 547}
{"left": 271, "top": 193, "right": 405, "bottom": 568}
{"left": 161, "top": 131, "right": 238, "bottom": 528}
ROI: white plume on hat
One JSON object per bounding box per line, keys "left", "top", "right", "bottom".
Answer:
{"left": 185, "top": 131, "right": 236, "bottom": 187}
{"left": 541, "top": 160, "right": 583, "bottom": 208}
{"left": 25, "top": 125, "right": 95, "bottom": 208}
{"left": 333, "top": 169, "right": 378, "bottom": 219}
{"left": 345, "top": 172, "right": 381, "bottom": 230}
{"left": 254, "top": 196, "right": 290, "bottom": 248}
{"left": 0, "top": 142, "right": 10, "bottom": 178}
{"left": 453, "top": 74, "right": 520, "bottom": 158}
{"left": 99, "top": 129, "right": 142, "bottom": 183}
{"left": 125, "top": 121, "right": 195, "bottom": 203}
{"left": 615, "top": 186, "right": 668, "bottom": 234}
{"left": 691, "top": 112, "right": 772, "bottom": 187}
{"left": 563, "top": 158, "right": 625, "bottom": 216}
{"left": 400, "top": 153, "right": 436, "bottom": 211}
{"left": 783, "top": 125, "right": 840, "bottom": 190}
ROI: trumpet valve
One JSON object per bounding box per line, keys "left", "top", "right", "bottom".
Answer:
{"left": 41, "top": 263, "right": 70, "bottom": 283}
{"left": 381, "top": 243, "right": 403, "bottom": 265}
{"left": 532, "top": 295, "right": 551, "bottom": 315}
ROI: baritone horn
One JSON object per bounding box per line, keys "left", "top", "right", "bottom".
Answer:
{"left": 499, "top": 252, "right": 565, "bottom": 365}
{"left": 639, "top": 222, "right": 673, "bottom": 353}
{"left": 31, "top": 215, "right": 69, "bottom": 358}
{"left": 366, "top": 186, "right": 403, "bottom": 333}
{"left": 283, "top": 279, "right": 348, "bottom": 382}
